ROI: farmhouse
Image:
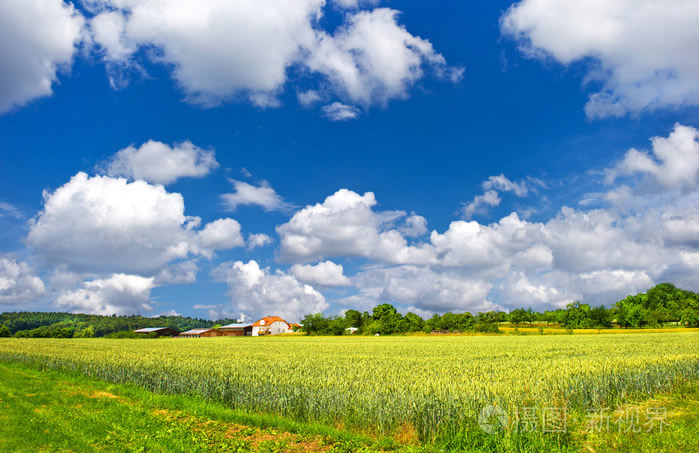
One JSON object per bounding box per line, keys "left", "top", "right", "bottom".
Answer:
{"left": 133, "top": 327, "right": 179, "bottom": 337}
{"left": 216, "top": 317, "right": 295, "bottom": 336}
{"left": 219, "top": 323, "right": 252, "bottom": 336}
{"left": 179, "top": 328, "right": 225, "bottom": 338}
{"left": 251, "top": 316, "right": 292, "bottom": 336}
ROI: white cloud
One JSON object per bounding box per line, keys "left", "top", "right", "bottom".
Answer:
{"left": 297, "top": 89, "right": 322, "bottom": 107}
{"left": 0, "top": 0, "right": 85, "bottom": 113}
{"left": 605, "top": 123, "right": 699, "bottom": 191}
{"left": 27, "top": 172, "right": 243, "bottom": 275}
{"left": 154, "top": 260, "right": 198, "bottom": 285}
{"left": 55, "top": 274, "right": 155, "bottom": 315}
{"left": 221, "top": 180, "right": 292, "bottom": 212}
{"left": 353, "top": 265, "right": 498, "bottom": 314}
{"left": 322, "top": 102, "right": 360, "bottom": 121}
{"left": 398, "top": 214, "right": 428, "bottom": 237}
{"left": 0, "top": 202, "right": 22, "bottom": 219}
{"left": 307, "top": 8, "right": 462, "bottom": 107}
{"left": 483, "top": 174, "right": 529, "bottom": 197}
{"left": 332, "top": 0, "right": 380, "bottom": 10}
{"left": 213, "top": 260, "right": 328, "bottom": 322}
{"left": 290, "top": 261, "right": 351, "bottom": 287}
{"left": 463, "top": 174, "right": 532, "bottom": 219}
{"left": 101, "top": 140, "right": 218, "bottom": 185}
{"left": 87, "top": 2, "right": 458, "bottom": 110}
{"left": 501, "top": 0, "right": 699, "bottom": 118}
{"left": 88, "top": 0, "right": 323, "bottom": 105}
{"left": 196, "top": 218, "right": 245, "bottom": 255}
{"left": 247, "top": 233, "right": 274, "bottom": 250}
{"left": 276, "top": 189, "right": 434, "bottom": 264}
{"left": 462, "top": 190, "right": 500, "bottom": 219}
{"left": 0, "top": 258, "right": 45, "bottom": 304}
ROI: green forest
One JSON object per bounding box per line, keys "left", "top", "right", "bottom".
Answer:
{"left": 1, "top": 283, "right": 697, "bottom": 338}
{"left": 0, "top": 312, "right": 236, "bottom": 339}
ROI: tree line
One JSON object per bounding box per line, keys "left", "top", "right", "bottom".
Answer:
{"left": 301, "top": 283, "right": 699, "bottom": 335}
{"left": 0, "top": 312, "right": 236, "bottom": 338}
{"left": 0, "top": 283, "right": 696, "bottom": 339}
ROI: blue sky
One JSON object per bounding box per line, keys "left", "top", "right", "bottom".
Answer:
{"left": 1, "top": 0, "right": 699, "bottom": 321}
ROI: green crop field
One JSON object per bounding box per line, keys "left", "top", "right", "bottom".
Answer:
{"left": 1, "top": 333, "right": 698, "bottom": 451}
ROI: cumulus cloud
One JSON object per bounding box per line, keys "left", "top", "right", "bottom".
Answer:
{"left": 196, "top": 219, "right": 245, "bottom": 254}
{"left": 276, "top": 189, "right": 434, "bottom": 264}
{"left": 605, "top": 123, "right": 699, "bottom": 191}
{"left": 276, "top": 124, "right": 699, "bottom": 313}
{"left": 102, "top": 140, "right": 219, "bottom": 185}
{"left": 307, "top": 8, "right": 462, "bottom": 107}
{"left": 0, "top": 0, "right": 85, "bottom": 113}
{"left": 322, "top": 102, "right": 360, "bottom": 121}
{"left": 247, "top": 233, "right": 274, "bottom": 250}
{"left": 290, "top": 261, "right": 351, "bottom": 287}
{"left": 221, "top": 180, "right": 292, "bottom": 212}
{"left": 462, "top": 190, "right": 501, "bottom": 219}
{"left": 86, "top": 1, "right": 458, "bottom": 110}
{"left": 213, "top": 260, "right": 328, "bottom": 322}
{"left": 501, "top": 0, "right": 699, "bottom": 118}
{"left": 462, "top": 174, "right": 532, "bottom": 219}
{"left": 55, "top": 274, "right": 155, "bottom": 315}
{"left": 27, "top": 172, "right": 244, "bottom": 275}
{"left": 0, "top": 258, "right": 46, "bottom": 304}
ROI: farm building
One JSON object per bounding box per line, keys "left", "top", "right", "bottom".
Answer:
{"left": 133, "top": 327, "right": 179, "bottom": 337}
{"left": 179, "top": 328, "right": 225, "bottom": 338}
{"left": 251, "top": 316, "right": 292, "bottom": 336}
{"left": 219, "top": 323, "right": 252, "bottom": 336}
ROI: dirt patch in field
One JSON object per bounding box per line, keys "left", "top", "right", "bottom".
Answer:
{"left": 90, "top": 391, "right": 119, "bottom": 399}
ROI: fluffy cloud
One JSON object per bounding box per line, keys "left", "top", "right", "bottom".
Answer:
{"left": 0, "top": 258, "right": 45, "bottom": 304}
{"left": 27, "top": 172, "right": 243, "bottom": 275}
{"left": 462, "top": 174, "right": 533, "bottom": 219}
{"left": 86, "top": 1, "right": 458, "bottom": 110}
{"left": 605, "top": 123, "right": 699, "bottom": 191}
{"left": 322, "top": 102, "right": 360, "bottom": 121}
{"left": 276, "top": 189, "right": 434, "bottom": 263}
{"left": 0, "top": 0, "right": 84, "bottom": 113}
{"left": 221, "top": 180, "right": 292, "bottom": 212}
{"left": 462, "top": 190, "right": 500, "bottom": 219}
{"left": 88, "top": 0, "right": 323, "bottom": 105}
{"left": 55, "top": 274, "right": 155, "bottom": 315}
{"left": 501, "top": 0, "right": 699, "bottom": 118}
{"left": 247, "top": 233, "right": 274, "bottom": 250}
{"left": 275, "top": 124, "right": 699, "bottom": 314}
{"left": 307, "top": 8, "right": 462, "bottom": 107}
{"left": 290, "top": 261, "right": 351, "bottom": 287}
{"left": 102, "top": 140, "right": 219, "bottom": 185}
{"left": 196, "top": 219, "right": 245, "bottom": 254}
{"left": 213, "top": 260, "right": 328, "bottom": 321}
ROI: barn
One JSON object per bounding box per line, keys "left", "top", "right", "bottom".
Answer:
{"left": 219, "top": 323, "right": 252, "bottom": 336}
{"left": 178, "top": 328, "right": 225, "bottom": 338}
{"left": 133, "top": 327, "right": 179, "bottom": 337}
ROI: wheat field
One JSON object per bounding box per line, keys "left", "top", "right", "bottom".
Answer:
{"left": 0, "top": 333, "right": 697, "bottom": 442}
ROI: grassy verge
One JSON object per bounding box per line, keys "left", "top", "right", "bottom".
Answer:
{"left": 0, "top": 362, "right": 399, "bottom": 452}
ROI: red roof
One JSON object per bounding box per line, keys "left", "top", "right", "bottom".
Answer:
{"left": 252, "top": 316, "right": 289, "bottom": 328}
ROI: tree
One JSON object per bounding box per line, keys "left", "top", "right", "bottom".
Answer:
{"left": 0, "top": 325, "right": 10, "bottom": 337}
{"left": 300, "top": 313, "right": 330, "bottom": 335}
{"left": 508, "top": 309, "right": 529, "bottom": 327}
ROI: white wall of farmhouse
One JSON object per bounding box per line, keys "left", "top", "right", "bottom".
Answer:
{"left": 252, "top": 321, "right": 291, "bottom": 336}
